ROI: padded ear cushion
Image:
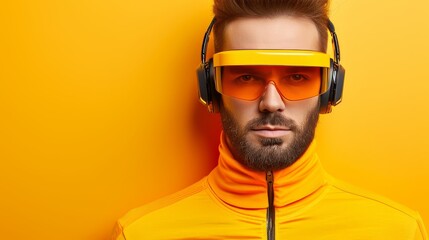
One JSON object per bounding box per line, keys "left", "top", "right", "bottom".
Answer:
{"left": 319, "top": 90, "right": 331, "bottom": 114}
{"left": 333, "top": 64, "right": 345, "bottom": 106}
{"left": 319, "top": 59, "right": 335, "bottom": 114}
{"left": 206, "top": 59, "right": 219, "bottom": 113}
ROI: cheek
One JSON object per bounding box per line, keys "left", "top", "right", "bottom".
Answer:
{"left": 284, "top": 97, "right": 319, "bottom": 121}
{"left": 222, "top": 97, "right": 259, "bottom": 127}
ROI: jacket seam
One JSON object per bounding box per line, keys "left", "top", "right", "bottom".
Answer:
{"left": 330, "top": 182, "right": 420, "bottom": 221}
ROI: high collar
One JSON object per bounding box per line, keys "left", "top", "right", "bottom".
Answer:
{"left": 207, "top": 131, "right": 327, "bottom": 209}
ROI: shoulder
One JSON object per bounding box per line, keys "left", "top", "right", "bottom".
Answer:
{"left": 120, "top": 177, "right": 208, "bottom": 226}
{"left": 326, "top": 175, "right": 419, "bottom": 218}
{"left": 112, "top": 177, "right": 211, "bottom": 239}
{"left": 324, "top": 175, "right": 427, "bottom": 239}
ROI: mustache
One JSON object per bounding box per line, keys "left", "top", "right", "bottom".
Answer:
{"left": 245, "top": 112, "right": 298, "bottom": 131}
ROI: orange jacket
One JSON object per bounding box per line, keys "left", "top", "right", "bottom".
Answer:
{"left": 113, "top": 132, "right": 427, "bottom": 239}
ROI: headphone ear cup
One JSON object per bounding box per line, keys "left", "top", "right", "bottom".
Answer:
{"left": 319, "top": 59, "right": 346, "bottom": 114}
{"left": 196, "top": 58, "right": 218, "bottom": 113}
{"left": 197, "top": 63, "right": 210, "bottom": 106}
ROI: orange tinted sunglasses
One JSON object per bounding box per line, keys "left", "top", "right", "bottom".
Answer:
{"left": 213, "top": 50, "right": 330, "bottom": 101}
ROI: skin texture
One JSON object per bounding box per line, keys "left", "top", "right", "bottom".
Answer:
{"left": 219, "top": 16, "right": 321, "bottom": 171}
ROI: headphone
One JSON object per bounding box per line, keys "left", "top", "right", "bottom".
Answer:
{"left": 196, "top": 18, "right": 345, "bottom": 114}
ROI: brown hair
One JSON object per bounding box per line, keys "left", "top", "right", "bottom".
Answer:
{"left": 212, "top": 0, "right": 330, "bottom": 52}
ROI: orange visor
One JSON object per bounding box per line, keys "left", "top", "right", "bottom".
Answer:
{"left": 215, "top": 65, "right": 328, "bottom": 101}
{"left": 213, "top": 50, "right": 330, "bottom": 101}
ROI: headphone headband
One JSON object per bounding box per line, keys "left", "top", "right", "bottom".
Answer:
{"left": 328, "top": 20, "right": 341, "bottom": 63}
{"left": 201, "top": 18, "right": 216, "bottom": 64}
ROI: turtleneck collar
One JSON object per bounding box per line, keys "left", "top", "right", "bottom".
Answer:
{"left": 207, "top": 131, "right": 327, "bottom": 209}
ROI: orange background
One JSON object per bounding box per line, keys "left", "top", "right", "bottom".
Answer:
{"left": 1, "top": 0, "right": 428, "bottom": 239}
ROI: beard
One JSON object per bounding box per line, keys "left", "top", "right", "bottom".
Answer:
{"left": 220, "top": 102, "right": 319, "bottom": 172}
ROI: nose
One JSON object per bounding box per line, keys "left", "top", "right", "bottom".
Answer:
{"left": 259, "top": 82, "right": 286, "bottom": 113}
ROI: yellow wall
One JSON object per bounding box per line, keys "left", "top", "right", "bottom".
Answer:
{"left": 0, "top": 0, "right": 428, "bottom": 239}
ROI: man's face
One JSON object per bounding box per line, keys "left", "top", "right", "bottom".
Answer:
{"left": 219, "top": 16, "right": 321, "bottom": 171}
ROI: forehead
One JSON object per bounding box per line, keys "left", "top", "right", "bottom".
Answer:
{"left": 223, "top": 16, "right": 320, "bottom": 51}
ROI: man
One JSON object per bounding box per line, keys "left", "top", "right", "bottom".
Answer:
{"left": 113, "top": 0, "right": 427, "bottom": 239}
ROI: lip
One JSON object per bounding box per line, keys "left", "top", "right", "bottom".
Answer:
{"left": 252, "top": 125, "right": 289, "bottom": 131}
{"left": 251, "top": 125, "right": 291, "bottom": 138}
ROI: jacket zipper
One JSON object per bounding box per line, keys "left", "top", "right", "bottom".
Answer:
{"left": 266, "top": 170, "right": 275, "bottom": 240}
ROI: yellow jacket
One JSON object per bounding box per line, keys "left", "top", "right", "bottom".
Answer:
{"left": 113, "top": 132, "right": 427, "bottom": 239}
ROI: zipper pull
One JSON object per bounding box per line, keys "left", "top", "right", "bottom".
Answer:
{"left": 266, "top": 170, "right": 274, "bottom": 184}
